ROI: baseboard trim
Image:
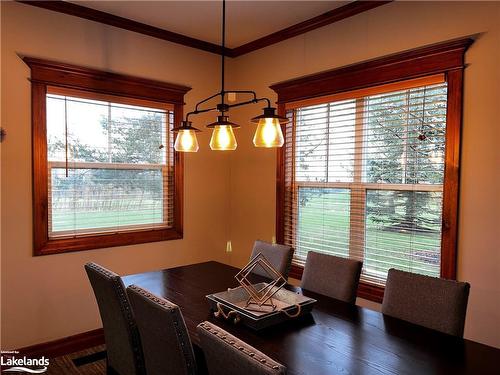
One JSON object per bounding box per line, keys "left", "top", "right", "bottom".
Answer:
{"left": 17, "top": 328, "right": 105, "bottom": 358}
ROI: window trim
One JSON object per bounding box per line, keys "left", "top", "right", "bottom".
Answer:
{"left": 24, "top": 57, "right": 191, "bottom": 256}
{"left": 271, "top": 37, "right": 474, "bottom": 302}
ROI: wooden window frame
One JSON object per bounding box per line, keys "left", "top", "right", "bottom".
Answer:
{"left": 24, "top": 57, "right": 191, "bottom": 256}
{"left": 46, "top": 86, "right": 176, "bottom": 239}
{"left": 271, "top": 37, "right": 474, "bottom": 303}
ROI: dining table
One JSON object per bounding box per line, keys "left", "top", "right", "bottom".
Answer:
{"left": 122, "top": 261, "right": 499, "bottom": 375}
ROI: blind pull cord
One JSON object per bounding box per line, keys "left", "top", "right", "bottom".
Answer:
{"left": 64, "top": 97, "right": 69, "bottom": 178}
{"left": 418, "top": 86, "right": 429, "bottom": 141}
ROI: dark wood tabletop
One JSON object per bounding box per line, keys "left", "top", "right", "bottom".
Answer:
{"left": 122, "top": 261, "right": 499, "bottom": 375}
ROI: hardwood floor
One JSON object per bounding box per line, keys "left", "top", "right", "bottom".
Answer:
{"left": 46, "top": 345, "right": 106, "bottom": 375}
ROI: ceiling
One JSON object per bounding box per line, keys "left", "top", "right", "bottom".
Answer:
{"left": 70, "top": 1, "right": 349, "bottom": 48}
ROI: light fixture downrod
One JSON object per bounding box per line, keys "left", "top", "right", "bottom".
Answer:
{"left": 172, "top": 0, "right": 288, "bottom": 152}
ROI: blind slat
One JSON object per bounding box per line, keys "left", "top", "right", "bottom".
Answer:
{"left": 46, "top": 92, "right": 175, "bottom": 239}
{"left": 283, "top": 82, "right": 447, "bottom": 285}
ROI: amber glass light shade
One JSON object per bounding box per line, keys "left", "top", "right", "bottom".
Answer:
{"left": 253, "top": 117, "right": 284, "bottom": 147}
{"left": 174, "top": 129, "right": 199, "bottom": 152}
{"left": 209, "top": 125, "right": 237, "bottom": 151}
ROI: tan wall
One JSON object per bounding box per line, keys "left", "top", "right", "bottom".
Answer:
{"left": 227, "top": 1, "right": 500, "bottom": 348}
{"left": 0, "top": 0, "right": 3, "bottom": 349}
{"left": 1, "top": 0, "right": 499, "bottom": 350}
{"left": 0, "top": 2, "right": 232, "bottom": 349}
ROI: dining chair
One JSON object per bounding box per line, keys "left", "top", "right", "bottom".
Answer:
{"left": 382, "top": 268, "right": 470, "bottom": 337}
{"left": 197, "top": 321, "right": 286, "bottom": 375}
{"left": 126, "top": 285, "right": 197, "bottom": 375}
{"left": 300, "top": 251, "right": 362, "bottom": 304}
{"left": 250, "top": 240, "right": 294, "bottom": 279}
{"left": 84, "top": 263, "right": 145, "bottom": 375}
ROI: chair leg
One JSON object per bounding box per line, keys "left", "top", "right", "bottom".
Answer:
{"left": 193, "top": 344, "right": 209, "bottom": 375}
{"left": 106, "top": 361, "right": 119, "bottom": 375}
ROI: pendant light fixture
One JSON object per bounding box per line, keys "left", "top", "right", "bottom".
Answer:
{"left": 172, "top": 0, "right": 288, "bottom": 152}
{"left": 172, "top": 121, "right": 201, "bottom": 152}
{"left": 207, "top": 115, "right": 239, "bottom": 151}
{"left": 251, "top": 107, "right": 286, "bottom": 147}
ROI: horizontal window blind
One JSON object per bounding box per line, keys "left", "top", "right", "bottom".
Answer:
{"left": 283, "top": 79, "right": 448, "bottom": 285}
{"left": 46, "top": 92, "right": 175, "bottom": 238}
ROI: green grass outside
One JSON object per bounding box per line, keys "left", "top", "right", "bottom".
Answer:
{"left": 297, "top": 189, "right": 441, "bottom": 278}
{"left": 52, "top": 190, "right": 440, "bottom": 279}
{"left": 52, "top": 200, "right": 163, "bottom": 231}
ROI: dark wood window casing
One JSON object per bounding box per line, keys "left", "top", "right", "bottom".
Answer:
{"left": 24, "top": 57, "right": 191, "bottom": 256}
{"left": 271, "top": 37, "right": 474, "bottom": 302}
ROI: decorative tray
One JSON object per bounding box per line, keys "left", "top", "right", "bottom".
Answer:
{"left": 206, "top": 282, "right": 316, "bottom": 330}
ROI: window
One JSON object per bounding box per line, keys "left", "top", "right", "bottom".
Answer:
{"left": 25, "top": 58, "right": 190, "bottom": 255}
{"left": 47, "top": 88, "right": 174, "bottom": 237}
{"left": 272, "top": 38, "right": 473, "bottom": 301}
{"left": 285, "top": 77, "right": 446, "bottom": 285}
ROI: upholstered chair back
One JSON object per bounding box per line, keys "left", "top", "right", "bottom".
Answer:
{"left": 250, "top": 240, "right": 294, "bottom": 279}
{"left": 126, "top": 285, "right": 196, "bottom": 375}
{"left": 300, "top": 251, "right": 362, "bottom": 304}
{"left": 85, "top": 262, "right": 144, "bottom": 375}
{"left": 382, "top": 268, "right": 470, "bottom": 337}
{"left": 197, "top": 321, "right": 286, "bottom": 375}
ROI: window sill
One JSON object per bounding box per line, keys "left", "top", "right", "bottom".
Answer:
{"left": 34, "top": 227, "right": 182, "bottom": 256}
{"left": 289, "top": 263, "right": 384, "bottom": 304}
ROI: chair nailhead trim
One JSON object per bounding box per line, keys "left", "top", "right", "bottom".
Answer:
{"left": 129, "top": 285, "right": 175, "bottom": 311}
{"left": 86, "top": 262, "right": 115, "bottom": 278}
{"left": 128, "top": 285, "right": 196, "bottom": 373}
{"left": 201, "top": 322, "right": 282, "bottom": 372}
{"left": 87, "top": 263, "right": 146, "bottom": 374}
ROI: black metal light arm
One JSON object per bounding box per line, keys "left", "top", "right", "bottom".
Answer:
{"left": 194, "top": 92, "right": 222, "bottom": 112}
{"left": 174, "top": 0, "right": 286, "bottom": 136}
{"left": 185, "top": 90, "right": 272, "bottom": 123}
{"left": 224, "top": 90, "right": 258, "bottom": 100}
{"left": 194, "top": 90, "right": 258, "bottom": 112}
{"left": 226, "top": 96, "right": 271, "bottom": 110}
{"left": 185, "top": 107, "right": 216, "bottom": 123}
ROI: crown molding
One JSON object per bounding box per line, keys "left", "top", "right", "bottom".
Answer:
{"left": 230, "top": 1, "right": 392, "bottom": 57}
{"left": 17, "top": 0, "right": 227, "bottom": 56}
{"left": 270, "top": 36, "right": 475, "bottom": 103}
{"left": 16, "top": 1, "right": 392, "bottom": 58}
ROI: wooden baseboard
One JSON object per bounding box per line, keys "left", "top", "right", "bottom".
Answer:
{"left": 17, "top": 328, "right": 105, "bottom": 358}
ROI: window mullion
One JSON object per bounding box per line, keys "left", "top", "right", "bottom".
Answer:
{"left": 162, "top": 166, "right": 168, "bottom": 226}
{"left": 402, "top": 91, "right": 410, "bottom": 183}
{"left": 48, "top": 162, "right": 53, "bottom": 235}
{"left": 349, "top": 98, "right": 366, "bottom": 262}
{"left": 326, "top": 103, "right": 330, "bottom": 182}
{"left": 107, "top": 102, "right": 112, "bottom": 163}
{"left": 290, "top": 109, "right": 298, "bottom": 254}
